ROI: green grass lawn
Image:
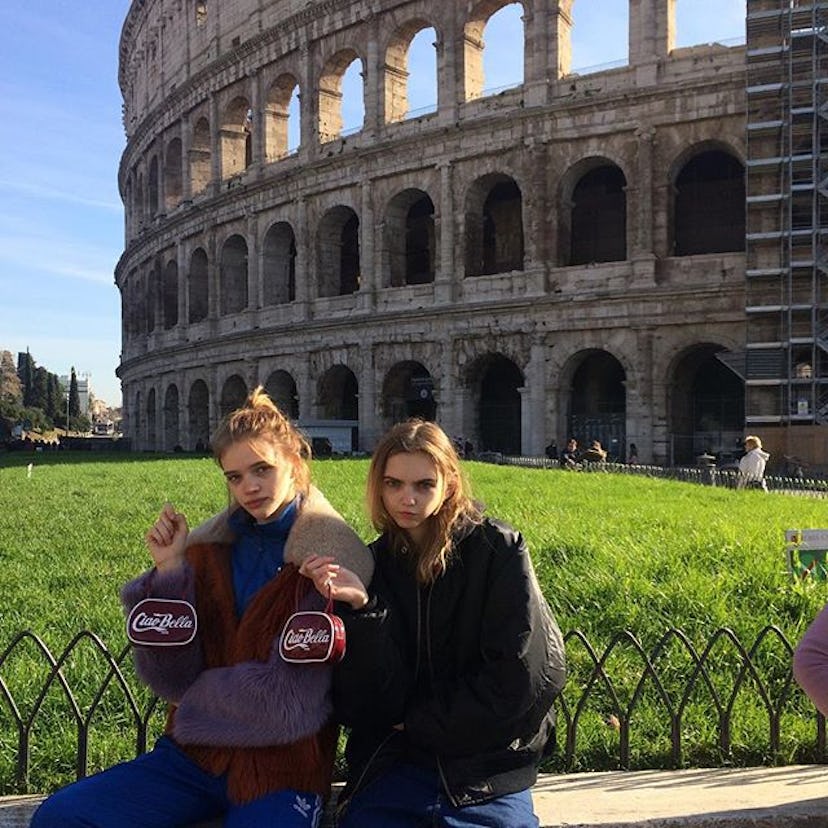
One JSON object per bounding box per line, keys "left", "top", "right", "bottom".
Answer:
{"left": 0, "top": 451, "right": 826, "bottom": 791}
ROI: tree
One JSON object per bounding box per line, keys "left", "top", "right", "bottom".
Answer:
{"left": 46, "top": 373, "right": 63, "bottom": 421}
{"left": 17, "top": 350, "right": 35, "bottom": 407}
{"left": 0, "top": 350, "right": 22, "bottom": 405}
{"left": 31, "top": 366, "right": 49, "bottom": 412}
{"left": 69, "top": 367, "right": 81, "bottom": 419}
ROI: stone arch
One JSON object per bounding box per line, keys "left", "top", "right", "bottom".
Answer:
{"left": 188, "top": 379, "right": 210, "bottom": 451}
{"left": 220, "top": 374, "right": 248, "bottom": 416}
{"left": 317, "top": 206, "right": 360, "bottom": 297}
{"left": 162, "top": 259, "right": 179, "bottom": 329}
{"left": 164, "top": 137, "right": 183, "bottom": 210}
{"left": 264, "top": 369, "right": 299, "bottom": 419}
{"left": 317, "top": 364, "right": 358, "bottom": 420}
{"left": 191, "top": 116, "right": 211, "bottom": 195}
{"left": 319, "top": 49, "right": 363, "bottom": 143}
{"left": 265, "top": 73, "right": 300, "bottom": 161}
{"left": 464, "top": 174, "right": 524, "bottom": 277}
{"left": 163, "top": 383, "right": 180, "bottom": 450}
{"left": 188, "top": 247, "right": 209, "bottom": 323}
{"left": 221, "top": 95, "right": 253, "bottom": 179}
{"left": 668, "top": 343, "right": 744, "bottom": 465}
{"left": 133, "top": 389, "right": 142, "bottom": 448}
{"left": 463, "top": 1, "right": 526, "bottom": 101}
{"left": 560, "top": 158, "right": 627, "bottom": 266}
{"left": 563, "top": 349, "right": 626, "bottom": 461}
{"left": 383, "top": 19, "right": 439, "bottom": 124}
{"left": 146, "top": 387, "right": 157, "bottom": 449}
{"left": 262, "top": 221, "right": 296, "bottom": 305}
{"left": 464, "top": 353, "right": 523, "bottom": 454}
{"left": 381, "top": 361, "right": 436, "bottom": 426}
{"left": 672, "top": 147, "right": 745, "bottom": 255}
{"left": 134, "top": 170, "right": 145, "bottom": 229}
{"left": 146, "top": 262, "right": 160, "bottom": 333}
{"left": 220, "top": 234, "right": 249, "bottom": 315}
{"left": 385, "top": 189, "right": 436, "bottom": 286}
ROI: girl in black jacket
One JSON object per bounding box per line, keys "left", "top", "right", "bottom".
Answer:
{"left": 301, "top": 419, "right": 566, "bottom": 827}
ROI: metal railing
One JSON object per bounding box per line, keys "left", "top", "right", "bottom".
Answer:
{"left": 0, "top": 624, "right": 823, "bottom": 794}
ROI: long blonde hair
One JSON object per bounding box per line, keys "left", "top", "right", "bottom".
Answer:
{"left": 367, "top": 419, "right": 482, "bottom": 584}
{"left": 210, "top": 386, "right": 311, "bottom": 497}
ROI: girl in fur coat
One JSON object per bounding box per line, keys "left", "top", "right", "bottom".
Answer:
{"left": 32, "top": 387, "right": 373, "bottom": 828}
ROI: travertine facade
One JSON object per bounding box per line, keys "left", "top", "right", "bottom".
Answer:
{"left": 116, "top": 0, "right": 756, "bottom": 466}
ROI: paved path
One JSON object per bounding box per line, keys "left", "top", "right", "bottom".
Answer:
{"left": 3, "top": 765, "right": 826, "bottom": 827}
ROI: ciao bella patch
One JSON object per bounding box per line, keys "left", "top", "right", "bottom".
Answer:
{"left": 127, "top": 598, "right": 198, "bottom": 646}
{"left": 279, "top": 607, "right": 346, "bottom": 664}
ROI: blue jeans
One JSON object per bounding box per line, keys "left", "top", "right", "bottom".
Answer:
{"left": 30, "top": 736, "right": 323, "bottom": 828}
{"left": 337, "top": 763, "right": 539, "bottom": 828}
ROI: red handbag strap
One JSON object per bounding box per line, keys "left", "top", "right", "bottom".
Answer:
{"left": 294, "top": 570, "right": 334, "bottom": 613}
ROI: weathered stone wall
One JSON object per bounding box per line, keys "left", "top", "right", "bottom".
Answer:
{"left": 116, "top": 0, "right": 748, "bottom": 466}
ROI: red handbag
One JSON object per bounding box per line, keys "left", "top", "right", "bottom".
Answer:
{"left": 279, "top": 585, "right": 346, "bottom": 664}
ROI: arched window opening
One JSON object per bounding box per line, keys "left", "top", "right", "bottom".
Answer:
{"left": 674, "top": 150, "right": 745, "bottom": 255}
{"left": 148, "top": 156, "right": 159, "bottom": 216}
{"left": 318, "top": 365, "right": 359, "bottom": 421}
{"left": 471, "top": 354, "right": 523, "bottom": 454}
{"left": 675, "top": 0, "right": 745, "bottom": 48}
{"left": 220, "top": 375, "right": 248, "bottom": 417}
{"left": 319, "top": 51, "right": 364, "bottom": 143}
{"left": 570, "top": 0, "right": 628, "bottom": 74}
{"left": 569, "top": 165, "right": 627, "bottom": 265}
{"left": 567, "top": 351, "right": 626, "bottom": 461}
{"left": 162, "top": 260, "right": 179, "bottom": 330}
{"left": 464, "top": 2, "right": 524, "bottom": 101}
{"left": 384, "top": 22, "right": 438, "bottom": 123}
{"left": 164, "top": 138, "right": 183, "bottom": 210}
{"left": 163, "top": 384, "right": 180, "bottom": 451}
{"left": 465, "top": 175, "right": 524, "bottom": 276}
{"left": 188, "top": 380, "right": 210, "bottom": 451}
{"left": 191, "top": 117, "right": 211, "bottom": 195}
{"left": 265, "top": 74, "right": 299, "bottom": 162}
{"left": 262, "top": 222, "right": 297, "bottom": 305}
{"left": 318, "top": 206, "right": 360, "bottom": 297}
{"left": 146, "top": 265, "right": 159, "bottom": 333}
{"left": 381, "top": 361, "right": 436, "bottom": 425}
{"left": 220, "top": 234, "right": 248, "bottom": 315}
{"left": 221, "top": 96, "right": 252, "bottom": 179}
{"left": 670, "top": 345, "right": 744, "bottom": 465}
{"left": 134, "top": 172, "right": 145, "bottom": 228}
{"left": 264, "top": 370, "right": 299, "bottom": 419}
{"left": 188, "top": 248, "right": 209, "bottom": 323}
{"left": 385, "top": 190, "right": 436, "bottom": 286}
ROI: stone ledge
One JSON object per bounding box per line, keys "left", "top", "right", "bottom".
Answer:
{"left": 4, "top": 765, "right": 827, "bottom": 827}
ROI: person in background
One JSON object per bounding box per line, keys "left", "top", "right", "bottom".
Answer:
{"left": 560, "top": 437, "right": 580, "bottom": 469}
{"left": 627, "top": 443, "right": 639, "bottom": 465}
{"left": 301, "top": 419, "right": 566, "bottom": 828}
{"left": 582, "top": 440, "right": 608, "bottom": 464}
{"left": 31, "top": 387, "right": 373, "bottom": 828}
{"left": 737, "top": 434, "right": 769, "bottom": 491}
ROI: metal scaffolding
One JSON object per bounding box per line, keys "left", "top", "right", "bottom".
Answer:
{"left": 741, "top": 0, "right": 828, "bottom": 424}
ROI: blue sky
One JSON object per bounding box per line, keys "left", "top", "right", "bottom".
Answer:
{"left": 0, "top": 1, "right": 745, "bottom": 408}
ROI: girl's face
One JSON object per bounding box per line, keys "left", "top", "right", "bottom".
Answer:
{"left": 220, "top": 437, "right": 297, "bottom": 523}
{"left": 381, "top": 450, "right": 447, "bottom": 544}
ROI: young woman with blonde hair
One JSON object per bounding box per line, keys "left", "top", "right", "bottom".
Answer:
{"left": 302, "top": 418, "right": 566, "bottom": 827}
{"left": 33, "top": 386, "right": 373, "bottom": 828}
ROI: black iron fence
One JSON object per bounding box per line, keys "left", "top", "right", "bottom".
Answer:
{"left": 1, "top": 625, "right": 824, "bottom": 795}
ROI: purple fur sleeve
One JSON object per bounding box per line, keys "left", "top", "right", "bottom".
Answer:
{"left": 172, "top": 589, "right": 333, "bottom": 747}
{"left": 120, "top": 566, "right": 205, "bottom": 703}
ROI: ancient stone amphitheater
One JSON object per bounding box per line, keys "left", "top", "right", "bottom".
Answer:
{"left": 116, "top": 0, "right": 756, "bottom": 465}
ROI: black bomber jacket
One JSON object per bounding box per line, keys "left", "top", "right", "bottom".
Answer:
{"left": 332, "top": 517, "right": 567, "bottom": 810}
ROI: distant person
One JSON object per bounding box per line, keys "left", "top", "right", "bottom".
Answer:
{"left": 737, "top": 435, "right": 769, "bottom": 491}
{"left": 628, "top": 443, "right": 639, "bottom": 465}
{"left": 31, "top": 387, "right": 373, "bottom": 828}
{"left": 545, "top": 441, "right": 558, "bottom": 461}
{"left": 561, "top": 438, "right": 580, "bottom": 470}
{"left": 582, "top": 440, "right": 608, "bottom": 464}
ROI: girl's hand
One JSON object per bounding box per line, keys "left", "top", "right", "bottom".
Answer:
{"left": 300, "top": 554, "right": 369, "bottom": 610}
{"left": 146, "top": 502, "right": 189, "bottom": 573}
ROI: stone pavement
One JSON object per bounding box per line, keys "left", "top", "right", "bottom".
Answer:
{"left": 2, "top": 765, "right": 826, "bottom": 827}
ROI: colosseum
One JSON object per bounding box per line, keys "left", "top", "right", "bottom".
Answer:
{"left": 115, "top": 0, "right": 828, "bottom": 469}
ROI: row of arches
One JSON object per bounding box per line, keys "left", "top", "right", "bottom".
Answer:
{"left": 122, "top": 148, "right": 745, "bottom": 337}
{"left": 130, "top": 343, "right": 744, "bottom": 465}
